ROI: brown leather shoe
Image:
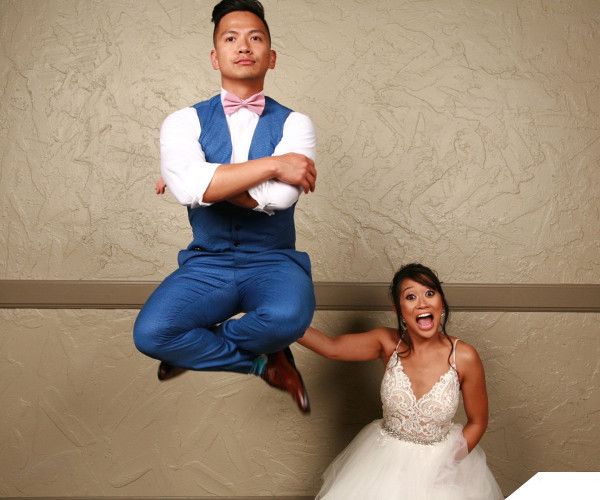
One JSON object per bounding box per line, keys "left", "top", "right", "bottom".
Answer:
{"left": 157, "top": 361, "right": 187, "bottom": 381}
{"left": 261, "top": 347, "right": 310, "bottom": 414}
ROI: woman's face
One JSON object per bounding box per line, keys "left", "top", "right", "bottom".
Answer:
{"left": 398, "top": 278, "right": 445, "bottom": 339}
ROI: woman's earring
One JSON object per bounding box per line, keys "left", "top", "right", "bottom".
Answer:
{"left": 438, "top": 311, "right": 446, "bottom": 332}
{"left": 400, "top": 317, "right": 407, "bottom": 332}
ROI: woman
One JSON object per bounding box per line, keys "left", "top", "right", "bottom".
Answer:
{"left": 299, "top": 263, "right": 503, "bottom": 499}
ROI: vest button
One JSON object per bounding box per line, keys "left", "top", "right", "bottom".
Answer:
{"left": 234, "top": 224, "right": 242, "bottom": 231}
{"left": 234, "top": 241, "right": 240, "bottom": 247}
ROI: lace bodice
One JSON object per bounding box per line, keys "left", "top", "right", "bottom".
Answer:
{"left": 380, "top": 343, "right": 460, "bottom": 444}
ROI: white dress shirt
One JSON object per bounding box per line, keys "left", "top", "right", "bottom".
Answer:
{"left": 160, "top": 90, "right": 316, "bottom": 214}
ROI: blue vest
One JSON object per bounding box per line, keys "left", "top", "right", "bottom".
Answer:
{"left": 186, "top": 94, "right": 296, "bottom": 253}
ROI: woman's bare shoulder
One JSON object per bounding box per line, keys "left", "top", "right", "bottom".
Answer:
{"left": 371, "top": 326, "right": 399, "bottom": 339}
{"left": 452, "top": 337, "right": 483, "bottom": 370}
{"left": 370, "top": 326, "right": 400, "bottom": 350}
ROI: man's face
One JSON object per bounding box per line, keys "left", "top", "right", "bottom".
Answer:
{"left": 210, "top": 10, "right": 276, "bottom": 90}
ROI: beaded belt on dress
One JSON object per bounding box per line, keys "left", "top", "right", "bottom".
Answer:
{"left": 380, "top": 422, "right": 450, "bottom": 445}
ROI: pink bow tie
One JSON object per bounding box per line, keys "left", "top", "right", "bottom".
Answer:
{"left": 223, "top": 91, "right": 266, "bottom": 116}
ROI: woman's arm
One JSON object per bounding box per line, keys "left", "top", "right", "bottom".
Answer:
{"left": 297, "top": 326, "right": 393, "bottom": 362}
{"left": 457, "top": 342, "right": 489, "bottom": 451}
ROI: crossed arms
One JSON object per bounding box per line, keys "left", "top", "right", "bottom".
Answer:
{"left": 159, "top": 107, "right": 317, "bottom": 212}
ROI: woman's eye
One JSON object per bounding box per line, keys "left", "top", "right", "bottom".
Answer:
{"left": 405, "top": 294, "right": 415, "bottom": 300}
{"left": 425, "top": 290, "right": 435, "bottom": 297}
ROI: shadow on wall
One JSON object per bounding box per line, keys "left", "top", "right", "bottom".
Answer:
{"left": 307, "top": 314, "right": 385, "bottom": 460}
{"left": 318, "top": 360, "right": 383, "bottom": 447}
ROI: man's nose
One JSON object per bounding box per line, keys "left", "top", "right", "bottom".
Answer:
{"left": 237, "top": 39, "right": 250, "bottom": 53}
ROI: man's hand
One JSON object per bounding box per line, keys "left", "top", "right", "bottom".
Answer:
{"left": 155, "top": 177, "right": 167, "bottom": 195}
{"left": 273, "top": 153, "right": 317, "bottom": 193}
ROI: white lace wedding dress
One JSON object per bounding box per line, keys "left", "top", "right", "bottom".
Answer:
{"left": 316, "top": 340, "right": 504, "bottom": 499}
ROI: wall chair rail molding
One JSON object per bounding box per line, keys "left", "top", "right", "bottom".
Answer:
{"left": 3, "top": 497, "right": 314, "bottom": 500}
{"left": 0, "top": 280, "right": 598, "bottom": 312}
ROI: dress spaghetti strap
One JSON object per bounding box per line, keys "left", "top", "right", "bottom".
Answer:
{"left": 395, "top": 338, "right": 403, "bottom": 352}
{"left": 451, "top": 338, "right": 460, "bottom": 370}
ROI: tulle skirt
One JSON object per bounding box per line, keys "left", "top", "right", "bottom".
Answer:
{"left": 316, "top": 420, "right": 503, "bottom": 500}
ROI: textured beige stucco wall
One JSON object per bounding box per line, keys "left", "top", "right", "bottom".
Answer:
{"left": 1, "top": 0, "right": 599, "bottom": 282}
{"left": 1, "top": 0, "right": 599, "bottom": 498}
{"left": 1, "top": 309, "right": 599, "bottom": 497}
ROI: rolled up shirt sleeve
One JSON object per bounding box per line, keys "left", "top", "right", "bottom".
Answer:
{"left": 248, "top": 112, "right": 316, "bottom": 214}
{"left": 160, "top": 107, "right": 220, "bottom": 208}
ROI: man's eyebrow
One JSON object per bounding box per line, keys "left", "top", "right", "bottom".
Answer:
{"left": 220, "top": 28, "right": 266, "bottom": 36}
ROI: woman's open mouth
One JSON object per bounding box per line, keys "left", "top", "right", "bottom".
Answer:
{"left": 416, "top": 313, "right": 434, "bottom": 330}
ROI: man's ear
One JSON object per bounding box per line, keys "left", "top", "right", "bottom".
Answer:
{"left": 210, "top": 49, "right": 220, "bottom": 70}
{"left": 268, "top": 49, "right": 276, "bottom": 69}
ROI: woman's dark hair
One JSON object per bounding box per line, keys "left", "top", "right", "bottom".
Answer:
{"left": 389, "top": 263, "right": 453, "bottom": 364}
{"left": 211, "top": 0, "right": 271, "bottom": 42}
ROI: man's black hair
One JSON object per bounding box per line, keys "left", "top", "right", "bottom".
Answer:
{"left": 212, "top": 0, "right": 271, "bottom": 41}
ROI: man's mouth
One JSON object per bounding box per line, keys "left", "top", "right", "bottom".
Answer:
{"left": 235, "top": 59, "right": 255, "bottom": 65}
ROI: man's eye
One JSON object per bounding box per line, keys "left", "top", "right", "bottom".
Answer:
{"left": 225, "top": 36, "right": 235, "bottom": 42}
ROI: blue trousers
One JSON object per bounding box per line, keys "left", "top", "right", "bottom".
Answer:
{"left": 133, "top": 249, "right": 315, "bottom": 374}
